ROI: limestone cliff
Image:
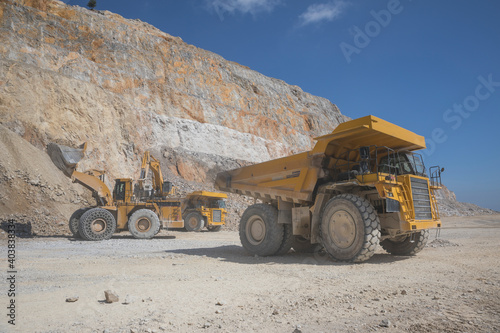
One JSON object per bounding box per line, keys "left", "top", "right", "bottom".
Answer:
{"left": 0, "top": 0, "right": 346, "bottom": 184}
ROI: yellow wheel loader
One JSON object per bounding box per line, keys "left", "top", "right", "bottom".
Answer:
{"left": 215, "top": 115, "right": 444, "bottom": 262}
{"left": 48, "top": 144, "right": 184, "bottom": 241}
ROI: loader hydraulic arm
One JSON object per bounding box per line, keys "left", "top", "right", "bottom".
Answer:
{"left": 72, "top": 170, "right": 113, "bottom": 206}
{"left": 47, "top": 142, "right": 113, "bottom": 206}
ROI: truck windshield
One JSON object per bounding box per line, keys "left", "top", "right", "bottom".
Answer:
{"left": 380, "top": 152, "right": 427, "bottom": 177}
{"left": 211, "top": 199, "right": 226, "bottom": 209}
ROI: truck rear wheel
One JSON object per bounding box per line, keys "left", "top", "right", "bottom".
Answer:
{"left": 239, "top": 204, "right": 284, "bottom": 256}
{"left": 79, "top": 208, "right": 116, "bottom": 241}
{"left": 275, "top": 224, "right": 294, "bottom": 255}
{"left": 69, "top": 208, "right": 89, "bottom": 238}
{"left": 184, "top": 212, "right": 205, "bottom": 232}
{"left": 128, "top": 209, "right": 160, "bottom": 239}
{"left": 381, "top": 230, "right": 429, "bottom": 255}
{"left": 320, "top": 194, "right": 380, "bottom": 263}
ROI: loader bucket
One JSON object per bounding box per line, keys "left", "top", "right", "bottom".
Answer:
{"left": 47, "top": 142, "right": 87, "bottom": 177}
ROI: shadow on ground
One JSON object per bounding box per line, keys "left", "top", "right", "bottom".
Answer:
{"left": 163, "top": 245, "right": 411, "bottom": 266}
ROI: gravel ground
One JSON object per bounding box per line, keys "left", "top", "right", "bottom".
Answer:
{"left": 1, "top": 215, "right": 499, "bottom": 333}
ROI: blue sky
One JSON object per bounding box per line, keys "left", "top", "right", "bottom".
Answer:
{"left": 67, "top": 0, "right": 500, "bottom": 211}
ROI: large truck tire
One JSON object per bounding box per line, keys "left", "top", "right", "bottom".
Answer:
{"left": 381, "top": 230, "right": 429, "bottom": 255}
{"left": 320, "top": 194, "right": 380, "bottom": 263}
{"left": 79, "top": 208, "right": 116, "bottom": 241}
{"left": 239, "top": 204, "right": 284, "bottom": 256}
{"left": 292, "top": 236, "right": 323, "bottom": 253}
{"left": 275, "top": 223, "right": 294, "bottom": 255}
{"left": 184, "top": 212, "right": 205, "bottom": 232}
{"left": 128, "top": 209, "right": 160, "bottom": 239}
{"left": 69, "top": 207, "right": 90, "bottom": 238}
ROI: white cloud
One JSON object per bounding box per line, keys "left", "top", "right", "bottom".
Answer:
{"left": 299, "top": 1, "right": 348, "bottom": 26}
{"left": 207, "top": 0, "right": 281, "bottom": 19}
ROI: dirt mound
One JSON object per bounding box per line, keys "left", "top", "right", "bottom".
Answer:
{"left": 0, "top": 124, "right": 93, "bottom": 237}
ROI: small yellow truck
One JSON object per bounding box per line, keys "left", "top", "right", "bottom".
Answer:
{"left": 215, "top": 115, "right": 443, "bottom": 262}
{"left": 182, "top": 191, "right": 227, "bottom": 232}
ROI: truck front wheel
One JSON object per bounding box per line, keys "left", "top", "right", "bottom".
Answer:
{"left": 184, "top": 212, "right": 205, "bottom": 232}
{"left": 380, "top": 230, "right": 429, "bottom": 255}
{"left": 239, "top": 204, "right": 284, "bottom": 256}
{"left": 320, "top": 194, "right": 380, "bottom": 263}
{"left": 128, "top": 209, "right": 160, "bottom": 239}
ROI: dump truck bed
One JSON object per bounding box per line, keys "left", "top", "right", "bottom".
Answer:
{"left": 215, "top": 115, "right": 426, "bottom": 204}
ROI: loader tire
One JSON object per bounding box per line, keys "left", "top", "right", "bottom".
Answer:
{"left": 380, "top": 230, "right": 429, "bottom": 256}
{"left": 79, "top": 208, "right": 116, "bottom": 241}
{"left": 69, "top": 208, "right": 90, "bottom": 238}
{"left": 320, "top": 194, "right": 380, "bottom": 263}
{"left": 239, "top": 204, "right": 284, "bottom": 256}
{"left": 275, "top": 223, "right": 294, "bottom": 255}
{"left": 184, "top": 212, "right": 205, "bottom": 232}
{"left": 207, "top": 225, "right": 222, "bottom": 232}
{"left": 292, "top": 236, "right": 323, "bottom": 253}
{"left": 128, "top": 209, "right": 160, "bottom": 239}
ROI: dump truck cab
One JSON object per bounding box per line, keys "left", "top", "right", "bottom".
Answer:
{"left": 215, "top": 115, "right": 443, "bottom": 262}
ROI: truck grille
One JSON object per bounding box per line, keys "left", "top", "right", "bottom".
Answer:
{"left": 212, "top": 210, "right": 222, "bottom": 222}
{"left": 410, "top": 177, "right": 432, "bottom": 220}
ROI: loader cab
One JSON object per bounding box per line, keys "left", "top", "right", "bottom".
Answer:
{"left": 113, "top": 178, "right": 133, "bottom": 202}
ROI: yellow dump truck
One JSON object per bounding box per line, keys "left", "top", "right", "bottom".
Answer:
{"left": 215, "top": 115, "right": 443, "bottom": 262}
{"left": 182, "top": 191, "right": 227, "bottom": 232}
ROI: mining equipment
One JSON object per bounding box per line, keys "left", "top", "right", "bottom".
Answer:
{"left": 215, "top": 115, "right": 444, "bottom": 262}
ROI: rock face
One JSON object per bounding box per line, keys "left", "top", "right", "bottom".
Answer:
{"left": 436, "top": 186, "right": 497, "bottom": 217}
{"left": 0, "top": 0, "right": 346, "bottom": 183}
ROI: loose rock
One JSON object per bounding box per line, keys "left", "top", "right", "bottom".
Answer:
{"left": 104, "top": 290, "right": 119, "bottom": 303}
{"left": 380, "top": 319, "right": 391, "bottom": 327}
